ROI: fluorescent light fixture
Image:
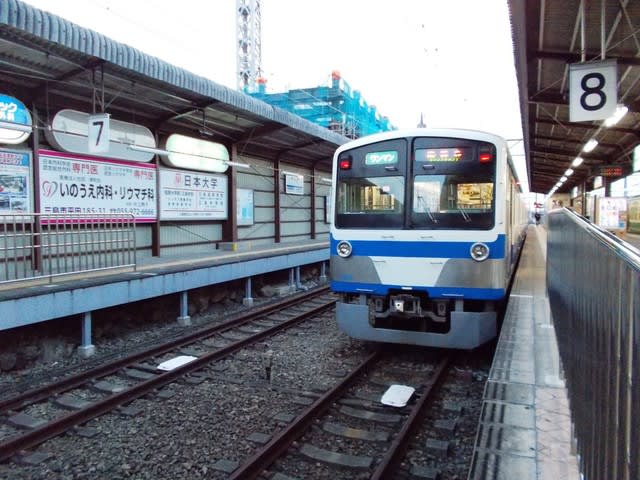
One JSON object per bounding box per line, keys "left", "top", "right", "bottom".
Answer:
{"left": 560, "top": 176, "right": 568, "bottom": 182}
{"left": 128, "top": 144, "right": 249, "bottom": 168}
{"left": 0, "top": 120, "right": 33, "bottom": 133}
{"left": 565, "top": 168, "right": 574, "bottom": 176}
{"left": 583, "top": 139, "right": 598, "bottom": 152}
{"left": 571, "top": 157, "right": 584, "bottom": 167}
{"left": 128, "top": 144, "right": 169, "bottom": 156}
{"left": 225, "top": 160, "right": 250, "bottom": 168}
{"left": 604, "top": 104, "right": 628, "bottom": 127}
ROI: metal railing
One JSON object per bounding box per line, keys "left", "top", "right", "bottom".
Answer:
{"left": 0, "top": 213, "right": 136, "bottom": 284}
{"left": 547, "top": 208, "right": 639, "bottom": 480}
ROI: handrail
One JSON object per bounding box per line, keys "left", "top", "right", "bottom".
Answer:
{"left": 0, "top": 213, "right": 136, "bottom": 284}
{"left": 547, "top": 207, "right": 639, "bottom": 480}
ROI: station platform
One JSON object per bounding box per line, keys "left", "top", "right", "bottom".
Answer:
{"left": 469, "top": 225, "right": 581, "bottom": 480}
{"left": 0, "top": 240, "right": 329, "bottom": 335}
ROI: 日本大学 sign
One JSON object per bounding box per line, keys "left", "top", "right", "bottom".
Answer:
{"left": 158, "top": 167, "right": 228, "bottom": 221}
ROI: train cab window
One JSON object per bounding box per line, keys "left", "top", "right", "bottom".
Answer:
{"left": 411, "top": 139, "right": 496, "bottom": 230}
{"left": 411, "top": 174, "right": 495, "bottom": 229}
{"left": 335, "top": 139, "right": 407, "bottom": 229}
{"left": 336, "top": 176, "right": 405, "bottom": 228}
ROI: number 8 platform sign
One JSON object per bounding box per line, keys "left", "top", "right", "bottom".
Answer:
{"left": 569, "top": 59, "right": 617, "bottom": 122}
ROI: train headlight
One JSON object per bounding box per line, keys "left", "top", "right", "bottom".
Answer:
{"left": 336, "top": 240, "right": 353, "bottom": 258}
{"left": 470, "top": 242, "right": 490, "bottom": 262}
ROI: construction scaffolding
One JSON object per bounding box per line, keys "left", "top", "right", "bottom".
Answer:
{"left": 250, "top": 71, "right": 395, "bottom": 139}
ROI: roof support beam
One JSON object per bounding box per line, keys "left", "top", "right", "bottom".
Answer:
{"left": 535, "top": 118, "right": 640, "bottom": 137}
{"left": 530, "top": 92, "right": 639, "bottom": 114}
{"left": 531, "top": 145, "right": 602, "bottom": 159}
{"left": 534, "top": 50, "right": 640, "bottom": 66}
{"left": 534, "top": 134, "right": 622, "bottom": 151}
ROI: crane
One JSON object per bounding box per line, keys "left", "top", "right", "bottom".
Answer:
{"left": 236, "top": 0, "right": 262, "bottom": 93}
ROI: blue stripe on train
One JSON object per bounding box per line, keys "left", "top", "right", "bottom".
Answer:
{"left": 330, "top": 235, "right": 506, "bottom": 259}
{"left": 330, "top": 281, "right": 506, "bottom": 300}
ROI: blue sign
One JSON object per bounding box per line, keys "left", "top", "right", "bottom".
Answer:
{"left": 0, "top": 94, "right": 32, "bottom": 144}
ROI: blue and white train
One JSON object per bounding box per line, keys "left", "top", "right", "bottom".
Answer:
{"left": 329, "top": 128, "right": 528, "bottom": 349}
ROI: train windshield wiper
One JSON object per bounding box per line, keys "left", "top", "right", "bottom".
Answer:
{"left": 417, "top": 195, "right": 438, "bottom": 224}
{"left": 458, "top": 208, "right": 471, "bottom": 222}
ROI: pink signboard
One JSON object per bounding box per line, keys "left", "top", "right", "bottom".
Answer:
{"left": 38, "top": 149, "right": 157, "bottom": 223}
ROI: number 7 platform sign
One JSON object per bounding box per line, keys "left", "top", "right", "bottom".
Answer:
{"left": 569, "top": 60, "right": 617, "bottom": 122}
{"left": 88, "top": 113, "right": 110, "bottom": 153}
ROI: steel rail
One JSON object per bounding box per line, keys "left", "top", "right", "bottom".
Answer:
{"left": 0, "top": 286, "right": 330, "bottom": 414}
{"left": 370, "top": 355, "right": 451, "bottom": 479}
{"left": 228, "top": 350, "right": 381, "bottom": 480}
{"left": 0, "top": 294, "right": 336, "bottom": 462}
{"left": 230, "top": 353, "right": 451, "bottom": 480}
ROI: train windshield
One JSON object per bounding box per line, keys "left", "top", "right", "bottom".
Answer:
{"left": 336, "top": 176, "right": 405, "bottom": 228}
{"left": 410, "top": 139, "right": 496, "bottom": 230}
{"left": 333, "top": 137, "right": 496, "bottom": 230}
{"left": 411, "top": 175, "right": 494, "bottom": 229}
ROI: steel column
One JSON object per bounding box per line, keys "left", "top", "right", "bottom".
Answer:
{"left": 77, "top": 311, "right": 96, "bottom": 358}
{"left": 177, "top": 291, "right": 191, "bottom": 326}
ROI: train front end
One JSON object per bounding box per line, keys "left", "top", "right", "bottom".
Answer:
{"left": 329, "top": 129, "right": 512, "bottom": 349}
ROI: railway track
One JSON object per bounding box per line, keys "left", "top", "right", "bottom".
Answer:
{"left": 229, "top": 350, "right": 451, "bottom": 480}
{"left": 0, "top": 286, "right": 335, "bottom": 463}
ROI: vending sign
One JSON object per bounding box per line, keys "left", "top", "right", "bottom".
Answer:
{"left": 38, "top": 150, "right": 157, "bottom": 222}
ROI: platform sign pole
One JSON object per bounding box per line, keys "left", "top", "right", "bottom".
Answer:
{"left": 569, "top": 60, "right": 617, "bottom": 122}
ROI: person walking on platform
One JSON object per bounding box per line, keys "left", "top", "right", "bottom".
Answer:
{"left": 534, "top": 212, "right": 541, "bottom": 225}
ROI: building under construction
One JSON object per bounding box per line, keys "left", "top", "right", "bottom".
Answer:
{"left": 249, "top": 71, "right": 395, "bottom": 139}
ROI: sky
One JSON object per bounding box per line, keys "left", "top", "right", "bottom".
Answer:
{"left": 21, "top": 0, "right": 528, "bottom": 191}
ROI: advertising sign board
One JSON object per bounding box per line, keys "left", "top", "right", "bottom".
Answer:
{"left": 38, "top": 149, "right": 157, "bottom": 222}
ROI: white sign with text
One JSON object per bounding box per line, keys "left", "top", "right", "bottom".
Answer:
{"left": 159, "top": 168, "right": 227, "bottom": 220}
{"left": 569, "top": 60, "right": 617, "bottom": 122}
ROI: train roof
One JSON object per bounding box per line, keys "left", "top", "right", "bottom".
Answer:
{"left": 333, "top": 128, "right": 508, "bottom": 154}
